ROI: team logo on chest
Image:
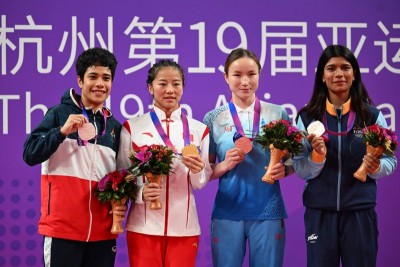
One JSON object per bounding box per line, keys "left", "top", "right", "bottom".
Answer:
{"left": 224, "top": 125, "right": 233, "bottom": 132}
{"left": 353, "top": 127, "right": 363, "bottom": 139}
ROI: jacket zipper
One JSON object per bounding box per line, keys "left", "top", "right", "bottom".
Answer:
{"left": 164, "top": 117, "right": 171, "bottom": 236}
{"left": 48, "top": 183, "right": 51, "bottom": 215}
{"left": 86, "top": 114, "right": 97, "bottom": 241}
{"left": 336, "top": 109, "right": 342, "bottom": 211}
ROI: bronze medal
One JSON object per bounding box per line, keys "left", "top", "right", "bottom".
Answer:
{"left": 78, "top": 123, "right": 96, "bottom": 141}
{"left": 235, "top": 136, "right": 253, "bottom": 154}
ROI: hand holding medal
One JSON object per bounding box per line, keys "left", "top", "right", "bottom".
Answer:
{"left": 181, "top": 145, "right": 204, "bottom": 174}
{"left": 60, "top": 114, "right": 89, "bottom": 136}
{"left": 181, "top": 144, "right": 200, "bottom": 157}
{"left": 307, "top": 120, "right": 327, "bottom": 156}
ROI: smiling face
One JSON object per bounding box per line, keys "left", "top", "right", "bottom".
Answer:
{"left": 78, "top": 65, "right": 112, "bottom": 110}
{"left": 323, "top": 56, "right": 355, "bottom": 102}
{"left": 148, "top": 66, "right": 183, "bottom": 116}
{"left": 225, "top": 57, "right": 260, "bottom": 107}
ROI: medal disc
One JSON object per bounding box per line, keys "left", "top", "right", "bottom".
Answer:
{"left": 78, "top": 123, "right": 96, "bottom": 141}
{"left": 181, "top": 144, "right": 199, "bottom": 157}
{"left": 235, "top": 137, "right": 253, "bottom": 154}
{"left": 307, "top": 121, "right": 325, "bottom": 137}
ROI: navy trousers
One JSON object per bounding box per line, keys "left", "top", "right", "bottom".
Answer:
{"left": 304, "top": 208, "right": 378, "bottom": 267}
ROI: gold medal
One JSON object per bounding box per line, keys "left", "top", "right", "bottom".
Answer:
{"left": 181, "top": 144, "right": 199, "bottom": 157}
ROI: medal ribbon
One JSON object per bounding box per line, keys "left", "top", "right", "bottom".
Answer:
{"left": 228, "top": 97, "right": 261, "bottom": 140}
{"left": 77, "top": 102, "right": 107, "bottom": 146}
{"left": 150, "top": 109, "right": 190, "bottom": 154}
{"left": 323, "top": 109, "right": 355, "bottom": 137}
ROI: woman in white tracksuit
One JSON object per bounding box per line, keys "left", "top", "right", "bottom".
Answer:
{"left": 117, "top": 59, "right": 212, "bottom": 267}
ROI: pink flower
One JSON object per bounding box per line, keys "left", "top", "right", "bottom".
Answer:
{"left": 120, "top": 169, "right": 129, "bottom": 177}
{"left": 281, "top": 120, "right": 291, "bottom": 127}
{"left": 138, "top": 145, "right": 150, "bottom": 152}
{"left": 135, "top": 151, "right": 152, "bottom": 165}
{"left": 382, "top": 128, "right": 397, "bottom": 141}
{"left": 286, "top": 125, "right": 299, "bottom": 136}
{"left": 98, "top": 174, "right": 110, "bottom": 191}
{"left": 362, "top": 124, "right": 397, "bottom": 156}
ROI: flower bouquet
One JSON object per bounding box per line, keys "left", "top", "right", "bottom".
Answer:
{"left": 95, "top": 169, "right": 138, "bottom": 234}
{"left": 354, "top": 124, "right": 397, "bottom": 182}
{"left": 254, "top": 119, "right": 303, "bottom": 184}
{"left": 128, "top": 144, "right": 175, "bottom": 210}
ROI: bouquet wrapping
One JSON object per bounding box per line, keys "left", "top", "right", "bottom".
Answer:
{"left": 95, "top": 169, "right": 138, "bottom": 234}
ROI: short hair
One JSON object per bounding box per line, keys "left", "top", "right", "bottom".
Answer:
{"left": 75, "top": 47, "right": 118, "bottom": 81}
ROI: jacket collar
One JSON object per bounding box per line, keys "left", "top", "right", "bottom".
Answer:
{"left": 326, "top": 98, "right": 351, "bottom": 116}
{"left": 153, "top": 105, "right": 181, "bottom": 122}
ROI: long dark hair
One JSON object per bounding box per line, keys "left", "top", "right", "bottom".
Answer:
{"left": 296, "top": 44, "right": 374, "bottom": 125}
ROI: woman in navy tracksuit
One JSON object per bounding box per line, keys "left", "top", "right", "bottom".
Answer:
{"left": 293, "top": 44, "right": 397, "bottom": 267}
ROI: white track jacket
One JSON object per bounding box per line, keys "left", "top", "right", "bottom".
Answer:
{"left": 117, "top": 106, "right": 212, "bottom": 236}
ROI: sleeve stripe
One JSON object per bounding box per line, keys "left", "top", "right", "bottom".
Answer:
{"left": 201, "top": 127, "right": 209, "bottom": 141}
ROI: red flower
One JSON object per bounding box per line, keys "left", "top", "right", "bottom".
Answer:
{"left": 95, "top": 169, "right": 138, "bottom": 204}
{"left": 363, "top": 124, "right": 380, "bottom": 134}
{"left": 109, "top": 171, "right": 124, "bottom": 183}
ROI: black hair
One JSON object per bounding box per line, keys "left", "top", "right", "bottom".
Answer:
{"left": 296, "top": 44, "right": 374, "bottom": 125}
{"left": 146, "top": 59, "right": 185, "bottom": 87}
{"left": 75, "top": 47, "right": 118, "bottom": 81}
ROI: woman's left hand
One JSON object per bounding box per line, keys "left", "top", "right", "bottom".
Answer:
{"left": 267, "top": 162, "right": 286, "bottom": 181}
{"left": 363, "top": 153, "right": 381, "bottom": 174}
{"left": 182, "top": 155, "right": 205, "bottom": 174}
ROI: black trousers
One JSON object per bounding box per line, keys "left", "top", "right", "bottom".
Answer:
{"left": 304, "top": 207, "right": 378, "bottom": 267}
{"left": 43, "top": 237, "right": 116, "bottom": 267}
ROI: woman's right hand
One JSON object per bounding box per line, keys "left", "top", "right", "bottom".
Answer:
{"left": 223, "top": 147, "right": 245, "bottom": 171}
{"left": 142, "top": 183, "right": 161, "bottom": 202}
